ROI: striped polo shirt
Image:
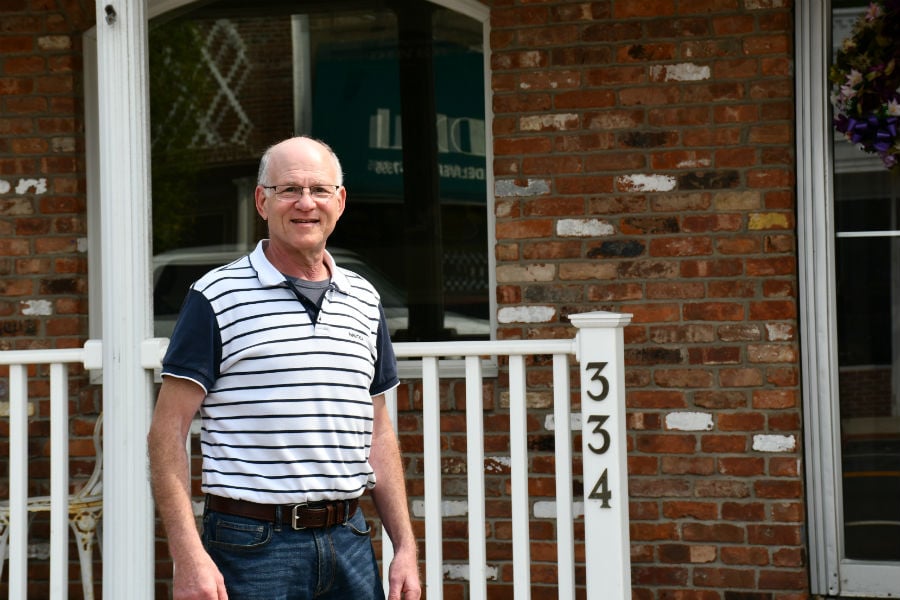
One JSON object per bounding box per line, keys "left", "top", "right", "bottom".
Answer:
{"left": 161, "top": 240, "right": 399, "bottom": 504}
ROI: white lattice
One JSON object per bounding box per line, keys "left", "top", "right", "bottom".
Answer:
{"left": 194, "top": 19, "right": 253, "bottom": 147}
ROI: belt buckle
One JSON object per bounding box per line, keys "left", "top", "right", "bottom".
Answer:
{"left": 290, "top": 503, "right": 308, "bottom": 530}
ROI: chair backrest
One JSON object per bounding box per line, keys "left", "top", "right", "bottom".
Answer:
{"left": 75, "top": 413, "right": 103, "bottom": 499}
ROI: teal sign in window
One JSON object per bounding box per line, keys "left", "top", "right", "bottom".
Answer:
{"left": 313, "top": 41, "right": 486, "bottom": 202}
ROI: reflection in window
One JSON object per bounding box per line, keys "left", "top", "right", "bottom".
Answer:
{"left": 149, "top": 0, "right": 489, "bottom": 341}
{"left": 834, "top": 169, "right": 900, "bottom": 562}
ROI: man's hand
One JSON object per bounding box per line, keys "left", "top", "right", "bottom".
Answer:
{"left": 172, "top": 551, "right": 229, "bottom": 600}
{"left": 387, "top": 546, "right": 421, "bottom": 600}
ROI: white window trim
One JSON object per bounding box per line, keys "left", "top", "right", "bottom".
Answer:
{"left": 796, "top": 0, "right": 900, "bottom": 595}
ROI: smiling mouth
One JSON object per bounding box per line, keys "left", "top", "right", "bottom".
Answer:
{"left": 291, "top": 218, "right": 319, "bottom": 224}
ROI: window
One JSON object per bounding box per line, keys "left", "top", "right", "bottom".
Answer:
{"left": 146, "top": 0, "right": 493, "bottom": 341}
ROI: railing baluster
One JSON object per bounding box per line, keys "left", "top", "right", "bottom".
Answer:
{"left": 381, "top": 386, "right": 398, "bottom": 598}
{"left": 49, "top": 363, "right": 70, "bottom": 598}
{"left": 553, "top": 353, "right": 575, "bottom": 600}
{"left": 422, "top": 356, "right": 444, "bottom": 599}
{"left": 508, "top": 354, "right": 531, "bottom": 598}
{"left": 464, "top": 356, "right": 487, "bottom": 600}
{"left": 8, "top": 364, "right": 28, "bottom": 600}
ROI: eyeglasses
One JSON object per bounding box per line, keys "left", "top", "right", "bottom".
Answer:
{"left": 261, "top": 184, "right": 341, "bottom": 202}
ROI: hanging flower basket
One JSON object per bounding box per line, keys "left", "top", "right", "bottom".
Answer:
{"left": 830, "top": 0, "right": 900, "bottom": 169}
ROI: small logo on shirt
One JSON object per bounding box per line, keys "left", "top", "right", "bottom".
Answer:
{"left": 348, "top": 331, "right": 365, "bottom": 342}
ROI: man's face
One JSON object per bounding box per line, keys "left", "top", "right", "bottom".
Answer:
{"left": 255, "top": 138, "right": 346, "bottom": 258}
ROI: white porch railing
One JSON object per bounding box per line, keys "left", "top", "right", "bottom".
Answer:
{"left": 1, "top": 310, "right": 631, "bottom": 599}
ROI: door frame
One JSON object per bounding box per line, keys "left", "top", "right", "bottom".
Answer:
{"left": 796, "top": 0, "right": 900, "bottom": 595}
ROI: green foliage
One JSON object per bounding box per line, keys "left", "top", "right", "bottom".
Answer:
{"left": 149, "top": 19, "right": 217, "bottom": 253}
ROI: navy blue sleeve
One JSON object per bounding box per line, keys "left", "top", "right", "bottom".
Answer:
{"left": 161, "top": 288, "right": 221, "bottom": 391}
{"left": 370, "top": 303, "right": 399, "bottom": 396}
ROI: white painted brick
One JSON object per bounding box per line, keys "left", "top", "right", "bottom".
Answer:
{"left": 650, "top": 63, "right": 710, "bottom": 82}
{"left": 15, "top": 178, "right": 47, "bottom": 195}
{"left": 0, "top": 180, "right": 10, "bottom": 194}
{"left": 533, "top": 500, "right": 584, "bottom": 519}
{"left": 484, "top": 455, "right": 511, "bottom": 473}
{"left": 617, "top": 174, "right": 677, "bottom": 192}
{"left": 21, "top": 299, "right": 53, "bottom": 316}
{"left": 443, "top": 563, "right": 499, "bottom": 581}
{"left": 494, "top": 178, "right": 551, "bottom": 197}
{"left": 497, "top": 305, "right": 556, "bottom": 324}
{"left": 544, "top": 414, "right": 582, "bottom": 431}
{"left": 766, "top": 322, "right": 792, "bottom": 341}
{"left": 666, "top": 412, "right": 714, "bottom": 431}
{"left": 556, "top": 218, "right": 614, "bottom": 238}
{"left": 752, "top": 434, "right": 796, "bottom": 453}
{"left": 411, "top": 499, "right": 469, "bottom": 518}
{"left": 519, "top": 113, "right": 579, "bottom": 132}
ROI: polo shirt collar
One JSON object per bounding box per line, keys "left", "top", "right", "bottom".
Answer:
{"left": 249, "top": 240, "right": 352, "bottom": 294}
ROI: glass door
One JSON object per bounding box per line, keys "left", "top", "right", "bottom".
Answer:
{"left": 829, "top": 2, "right": 900, "bottom": 593}
{"left": 798, "top": 1, "right": 900, "bottom": 594}
{"left": 833, "top": 168, "right": 900, "bottom": 563}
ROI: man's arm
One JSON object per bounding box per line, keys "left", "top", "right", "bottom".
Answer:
{"left": 368, "top": 393, "right": 422, "bottom": 600}
{"left": 148, "top": 376, "right": 228, "bottom": 600}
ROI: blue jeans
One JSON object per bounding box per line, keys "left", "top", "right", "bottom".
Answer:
{"left": 201, "top": 504, "right": 386, "bottom": 600}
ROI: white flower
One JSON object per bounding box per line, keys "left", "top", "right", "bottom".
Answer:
{"left": 846, "top": 69, "right": 863, "bottom": 87}
{"left": 887, "top": 99, "right": 900, "bottom": 116}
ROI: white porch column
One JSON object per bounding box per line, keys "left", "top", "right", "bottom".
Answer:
{"left": 570, "top": 311, "right": 633, "bottom": 600}
{"left": 95, "top": 1, "right": 156, "bottom": 599}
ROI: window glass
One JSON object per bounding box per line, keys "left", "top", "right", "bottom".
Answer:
{"left": 148, "top": 0, "right": 489, "bottom": 341}
{"left": 832, "top": 1, "right": 900, "bottom": 562}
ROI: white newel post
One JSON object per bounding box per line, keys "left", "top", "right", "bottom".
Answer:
{"left": 570, "top": 311, "right": 633, "bottom": 600}
{"left": 95, "top": 1, "right": 156, "bottom": 598}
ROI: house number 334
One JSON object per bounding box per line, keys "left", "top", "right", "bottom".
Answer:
{"left": 585, "top": 361, "right": 613, "bottom": 508}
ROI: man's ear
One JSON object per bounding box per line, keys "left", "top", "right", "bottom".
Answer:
{"left": 335, "top": 186, "right": 347, "bottom": 216}
{"left": 254, "top": 185, "right": 268, "bottom": 220}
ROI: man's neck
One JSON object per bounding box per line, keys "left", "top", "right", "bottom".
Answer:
{"left": 262, "top": 240, "right": 331, "bottom": 281}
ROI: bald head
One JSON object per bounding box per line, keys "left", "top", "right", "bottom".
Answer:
{"left": 257, "top": 136, "right": 344, "bottom": 187}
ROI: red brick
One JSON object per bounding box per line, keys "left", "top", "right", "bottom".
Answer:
{"left": 662, "top": 456, "right": 715, "bottom": 475}
{"left": 655, "top": 368, "right": 715, "bottom": 388}
{"left": 3, "top": 55, "right": 45, "bottom": 74}
{"left": 718, "top": 457, "right": 765, "bottom": 477}
{"left": 0, "top": 77, "right": 35, "bottom": 95}
{"left": 663, "top": 500, "right": 718, "bottom": 520}
{"left": 628, "top": 390, "right": 686, "bottom": 409}
{"left": 752, "top": 389, "right": 797, "bottom": 409}
{"left": 754, "top": 480, "right": 802, "bottom": 499}
{"left": 721, "top": 545, "right": 770, "bottom": 566}
{"left": 613, "top": 0, "right": 675, "bottom": 18}
{"left": 636, "top": 434, "right": 697, "bottom": 454}
{"left": 719, "top": 368, "right": 763, "bottom": 387}
{"left": 683, "top": 523, "right": 745, "bottom": 543}
{"left": 521, "top": 154, "right": 582, "bottom": 175}
{"left": 700, "top": 434, "right": 747, "bottom": 453}
{"left": 683, "top": 302, "right": 744, "bottom": 321}
{"left": 717, "top": 412, "right": 765, "bottom": 431}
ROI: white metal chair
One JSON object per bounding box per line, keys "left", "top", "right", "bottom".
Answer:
{"left": 0, "top": 413, "right": 103, "bottom": 600}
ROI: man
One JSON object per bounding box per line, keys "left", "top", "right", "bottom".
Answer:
{"left": 148, "top": 136, "right": 421, "bottom": 600}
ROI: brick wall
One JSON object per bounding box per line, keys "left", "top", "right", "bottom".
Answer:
{"left": 1, "top": 0, "right": 808, "bottom": 599}
{"left": 1, "top": 2, "right": 102, "bottom": 598}
{"left": 0, "top": 1, "right": 93, "bottom": 353}
{"left": 491, "top": 0, "right": 804, "bottom": 599}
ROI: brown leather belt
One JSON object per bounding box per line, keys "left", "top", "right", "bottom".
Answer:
{"left": 206, "top": 495, "right": 359, "bottom": 530}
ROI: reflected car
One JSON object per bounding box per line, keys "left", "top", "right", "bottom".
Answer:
{"left": 152, "top": 244, "right": 490, "bottom": 338}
